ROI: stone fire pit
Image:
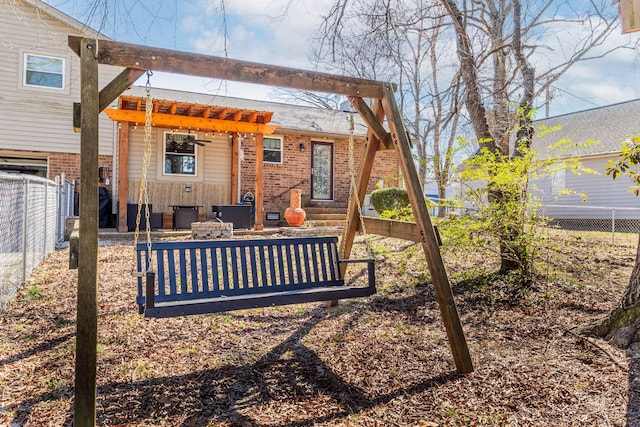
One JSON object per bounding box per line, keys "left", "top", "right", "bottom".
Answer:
{"left": 191, "top": 219, "right": 233, "bottom": 239}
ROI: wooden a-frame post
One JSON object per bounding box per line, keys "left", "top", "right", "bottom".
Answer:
{"left": 339, "top": 90, "right": 473, "bottom": 374}
{"left": 75, "top": 38, "right": 99, "bottom": 427}
{"left": 71, "top": 35, "right": 472, "bottom": 425}
{"left": 381, "top": 84, "right": 473, "bottom": 373}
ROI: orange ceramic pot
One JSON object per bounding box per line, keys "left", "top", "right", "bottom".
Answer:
{"left": 284, "top": 189, "right": 306, "bottom": 226}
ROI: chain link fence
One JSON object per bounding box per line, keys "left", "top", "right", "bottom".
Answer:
{"left": 542, "top": 204, "right": 640, "bottom": 243}
{"left": 428, "top": 197, "right": 640, "bottom": 243}
{"left": 0, "top": 172, "right": 71, "bottom": 312}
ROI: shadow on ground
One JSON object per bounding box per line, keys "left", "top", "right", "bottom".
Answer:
{"left": 7, "top": 307, "right": 459, "bottom": 426}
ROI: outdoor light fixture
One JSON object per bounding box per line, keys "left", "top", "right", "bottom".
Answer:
{"left": 299, "top": 143, "right": 306, "bottom": 152}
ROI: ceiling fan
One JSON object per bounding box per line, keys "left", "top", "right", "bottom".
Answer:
{"left": 183, "top": 129, "right": 212, "bottom": 147}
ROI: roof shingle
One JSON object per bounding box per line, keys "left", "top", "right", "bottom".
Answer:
{"left": 123, "top": 86, "right": 367, "bottom": 137}
{"left": 532, "top": 98, "right": 640, "bottom": 158}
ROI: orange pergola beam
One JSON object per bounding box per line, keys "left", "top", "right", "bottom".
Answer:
{"left": 104, "top": 108, "right": 279, "bottom": 135}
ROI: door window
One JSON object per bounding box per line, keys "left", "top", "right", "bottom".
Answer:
{"left": 311, "top": 142, "right": 333, "bottom": 200}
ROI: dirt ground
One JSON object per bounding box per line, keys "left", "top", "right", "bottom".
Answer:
{"left": 0, "top": 231, "right": 638, "bottom": 426}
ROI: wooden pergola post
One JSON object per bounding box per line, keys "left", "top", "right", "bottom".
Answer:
{"left": 116, "top": 123, "right": 129, "bottom": 232}
{"left": 231, "top": 132, "right": 240, "bottom": 204}
{"left": 254, "top": 133, "right": 264, "bottom": 230}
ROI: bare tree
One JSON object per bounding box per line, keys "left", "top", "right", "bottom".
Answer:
{"left": 440, "top": 0, "right": 626, "bottom": 272}
{"left": 271, "top": 89, "right": 349, "bottom": 110}
{"left": 312, "top": 0, "right": 466, "bottom": 212}
{"left": 317, "top": 0, "right": 629, "bottom": 270}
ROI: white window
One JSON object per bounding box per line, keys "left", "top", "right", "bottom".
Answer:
{"left": 551, "top": 168, "right": 566, "bottom": 196}
{"left": 23, "top": 54, "right": 65, "bottom": 89}
{"left": 264, "top": 136, "right": 283, "bottom": 164}
{"left": 163, "top": 132, "right": 197, "bottom": 176}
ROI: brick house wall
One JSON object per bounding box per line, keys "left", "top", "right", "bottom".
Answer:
{"left": 240, "top": 132, "right": 399, "bottom": 215}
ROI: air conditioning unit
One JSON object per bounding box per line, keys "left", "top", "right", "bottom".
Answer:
{"left": 362, "top": 194, "right": 378, "bottom": 217}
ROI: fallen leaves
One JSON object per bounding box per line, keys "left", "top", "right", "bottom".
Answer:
{"left": 0, "top": 231, "right": 636, "bottom": 426}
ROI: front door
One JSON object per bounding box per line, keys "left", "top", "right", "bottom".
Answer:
{"left": 311, "top": 142, "right": 333, "bottom": 200}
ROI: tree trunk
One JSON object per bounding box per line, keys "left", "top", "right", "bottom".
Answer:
{"left": 513, "top": 0, "right": 535, "bottom": 158}
{"left": 495, "top": 0, "right": 535, "bottom": 273}
{"left": 593, "top": 233, "right": 640, "bottom": 348}
{"left": 437, "top": 182, "right": 447, "bottom": 218}
{"left": 623, "top": 233, "right": 640, "bottom": 309}
{"left": 441, "top": 0, "right": 493, "bottom": 150}
{"left": 443, "top": 0, "right": 523, "bottom": 272}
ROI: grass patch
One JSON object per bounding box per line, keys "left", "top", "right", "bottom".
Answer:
{"left": 26, "top": 285, "right": 42, "bottom": 301}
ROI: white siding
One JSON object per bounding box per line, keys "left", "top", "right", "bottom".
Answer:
{"left": 0, "top": 0, "right": 121, "bottom": 156}
{"left": 128, "top": 126, "right": 158, "bottom": 181}
{"left": 536, "top": 155, "right": 640, "bottom": 219}
{"left": 202, "top": 134, "right": 232, "bottom": 183}
{"left": 127, "top": 126, "right": 232, "bottom": 212}
{"left": 128, "top": 126, "right": 231, "bottom": 184}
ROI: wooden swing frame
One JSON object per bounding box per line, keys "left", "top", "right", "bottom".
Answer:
{"left": 69, "top": 35, "right": 473, "bottom": 426}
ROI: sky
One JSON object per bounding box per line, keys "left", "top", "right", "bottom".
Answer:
{"left": 44, "top": 0, "right": 640, "bottom": 118}
{"left": 46, "top": 0, "right": 335, "bottom": 101}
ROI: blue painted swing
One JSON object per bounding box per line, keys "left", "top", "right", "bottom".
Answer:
{"left": 136, "top": 236, "right": 375, "bottom": 318}
{"left": 132, "top": 81, "right": 374, "bottom": 319}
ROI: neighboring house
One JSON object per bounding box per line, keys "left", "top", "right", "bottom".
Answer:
{"left": 1, "top": 0, "right": 399, "bottom": 230}
{"left": 0, "top": 0, "right": 121, "bottom": 184}
{"left": 531, "top": 98, "right": 640, "bottom": 222}
{"left": 108, "top": 87, "right": 399, "bottom": 230}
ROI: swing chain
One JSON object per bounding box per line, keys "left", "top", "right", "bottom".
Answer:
{"left": 133, "top": 70, "right": 154, "bottom": 274}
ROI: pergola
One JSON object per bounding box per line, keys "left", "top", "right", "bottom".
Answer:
{"left": 69, "top": 35, "right": 473, "bottom": 426}
{"left": 104, "top": 95, "right": 280, "bottom": 230}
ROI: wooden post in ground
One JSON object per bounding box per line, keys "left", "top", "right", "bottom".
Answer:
{"left": 254, "top": 133, "right": 264, "bottom": 230}
{"left": 117, "top": 123, "right": 129, "bottom": 232}
{"left": 74, "top": 37, "right": 100, "bottom": 426}
{"left": 381, "top": 83, "right": 474, "bottom": 374}
{"left": 231, "top": 132, "right": 239, "bottom": 204}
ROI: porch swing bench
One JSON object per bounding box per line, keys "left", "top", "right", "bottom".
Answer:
{"left": 136, "top": 236, "right": 376, "bottom": 318}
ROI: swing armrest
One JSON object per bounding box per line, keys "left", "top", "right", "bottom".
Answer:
{"left": 145, "top": 271, "right": 156, "bottom": 310}
{"left": 339, "top": 258, "right": 376, "bottom": 291}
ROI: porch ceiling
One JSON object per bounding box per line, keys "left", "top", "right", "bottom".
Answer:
{"left": 104, "top": 95, "right": 279, "bottom": 134}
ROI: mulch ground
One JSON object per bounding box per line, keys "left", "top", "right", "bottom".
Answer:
{"left": 0, "top": 231, "right": 638, "bottom": 426}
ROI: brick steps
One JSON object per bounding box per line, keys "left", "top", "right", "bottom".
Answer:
{"left": 302, "top": 202, "right": 348, "bottom": 227}
{"left": 304, "top": 213, "right": 346, "bottom": 220}
{"left": 304, "top": 219, "right": 346, "bottom": 227}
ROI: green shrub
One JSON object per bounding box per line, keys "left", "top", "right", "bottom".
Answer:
{"left": 370, "top": 187, "right": 410, "bottom": 213}
{"left": 456, "top": 136, "right": 594, "bottom": 276}
{"left": 379, "top": 205, "right": 414, "bottom": 221}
